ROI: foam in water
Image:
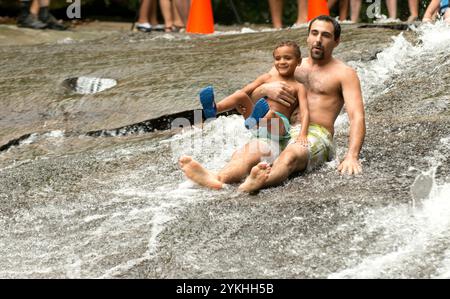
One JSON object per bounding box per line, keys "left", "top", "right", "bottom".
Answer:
{"left": 348, "top": 21, "right": 450, "bottom": 105}
{"left": 329, "top": 134, "right": 450, "bottom": 278}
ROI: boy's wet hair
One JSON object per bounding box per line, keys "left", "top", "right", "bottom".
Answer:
{"left": 308, "top": 15, "right": 341, "bottom": 41}
{"left": 273, "top": 40, "right": 301, "bottom": 60}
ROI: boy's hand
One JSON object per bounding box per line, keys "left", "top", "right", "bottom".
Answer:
{"left": 296, "top": 135, "right": 309, "bottom": 148}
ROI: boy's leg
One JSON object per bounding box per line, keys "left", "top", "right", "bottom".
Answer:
{"left": 179, "top": 139, "right": 271, "bottom": 189}
{"left": 217, "top": 140, "right": 272, "bottom": 184}
{"left": 263, "top": 110, "right": 286, "bottom": 137}
{"left": 216, "top": 90, "right": 254, "bottom": 118}
{"left": 238, "top": 143, "right": 309, "bottom": 192}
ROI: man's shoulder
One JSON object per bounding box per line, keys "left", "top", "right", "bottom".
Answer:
{"left": 332, "top": 59, "right": 357, "bottom": 78}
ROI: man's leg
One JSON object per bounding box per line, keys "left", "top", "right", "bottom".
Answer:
{"left": 268, "top": 0, "right": 284, "bottom": 29}
{"left": 385, "top": 0, "right": 397, "bottom": 19}
{"left": 180, "top": 140, "right": 272, "bottom": 190}
{"left": 238, "top": 143, "right": 308, "bottom": 192}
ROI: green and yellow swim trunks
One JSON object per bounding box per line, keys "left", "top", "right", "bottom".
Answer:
{"left": 288, "top": 123, "right": 335, "bottom": 172}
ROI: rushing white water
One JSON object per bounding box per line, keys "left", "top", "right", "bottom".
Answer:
{"left": 1, "top": 22, "right": 449, "bottom": 279}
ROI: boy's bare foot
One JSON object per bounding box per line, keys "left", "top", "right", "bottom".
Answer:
{"left": 238, "top": 162, "right": 271, "bottom": 193}
{"left": 179, "top": 156, "right": 223, "bottom": 190}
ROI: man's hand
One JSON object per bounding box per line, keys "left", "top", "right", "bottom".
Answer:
{"left": 338, "top": 156, "right": 362, "bottom": 175}
{"left": 260, "top": 81, "right": 296, "bottom": 107}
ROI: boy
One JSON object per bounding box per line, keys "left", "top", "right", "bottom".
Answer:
{"left": 200, "top": 40, "right": 309, "bottom": 146}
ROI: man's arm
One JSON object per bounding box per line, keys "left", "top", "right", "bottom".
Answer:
{"left": 240, "top": 73, "right": 272, "bottom": 97}
{"left": 251, "top": 67, "right": 297, "bottom": 107}
{"left": 338, "top": 67, "right": 366, "bottom": 175}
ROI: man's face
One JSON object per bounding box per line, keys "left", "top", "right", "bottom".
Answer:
{"left": 307, "top": 20, "right": 339, "bottom": 60}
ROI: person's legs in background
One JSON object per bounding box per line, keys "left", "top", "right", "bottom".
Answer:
{"left": 171, "top": 0, "right": 185, "bottom": 31}
{"left": 159, "top": 0, "right": 173, "bottom": 32}
{"left": 17, "top": 0, "right": 46, "bottom": 29}
{"left": 407, "top": 0, "right": 419, "bottom": 22}
{"left": 159, "top": 0, "right": 184, "bottom": 32}
{"left": 294, "top": 0, "right": 308, "bottom": 25}
{"left": 328, "top": 0, "right": 349, "bottom": 22}
{"left": 385, "top": 0, "right": 397, "bottom": 19}
{"left": 268, "top": 0, "right": 284, "bottom": 28}
{"left": 173, "top": 0, "right": 190, "bottom": 25}
{"left": 35, "top": 0, "right": 67, "bottom": 30}
{"left": 137, "top": 0, "right": 153, "bottom": 32}
{"left": 350, "top": 0, "right": 362, "bottom": 22}
{"left": 422, "top": 0, "right": 440, "bottom": 22}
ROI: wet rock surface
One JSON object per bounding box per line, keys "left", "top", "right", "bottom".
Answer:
{"left": 0, "top": 23, "right": 449, "bottom": 278}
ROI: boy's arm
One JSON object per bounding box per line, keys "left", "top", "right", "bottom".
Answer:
{"left": 240, "top": 73, "right": 272, "bottom": 98}
{"left": 296, "top": 84, "right": 309, "bottom": 145}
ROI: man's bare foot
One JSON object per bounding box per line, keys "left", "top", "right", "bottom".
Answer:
{"left": 238, "top": 162, "right": 271, "bottom": 193}
{"left": 179, "top": 156, "right": 223, "bottom": 190}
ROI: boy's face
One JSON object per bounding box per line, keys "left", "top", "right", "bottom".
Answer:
{"left": 273, "top": 46, "right": 301, "bottom": 77}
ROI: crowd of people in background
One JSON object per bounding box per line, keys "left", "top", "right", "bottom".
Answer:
{"left": 13, "top": 0, "right": 450, "bottom": 31}
{"left": 17, "top": 0, "right": 67, "bottom": 30}
{"left": 269, "top": 0, "right": 447, "bottom": 27}
{"left": 136, "top": 0, "right": 190, "bottom": 33}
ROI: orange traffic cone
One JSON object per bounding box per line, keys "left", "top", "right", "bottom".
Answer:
{"left": 186, "top": 0, "right": 215, "bottom": 34}
{"left": 307, "top": 0, "right": 330, "bottom": 21}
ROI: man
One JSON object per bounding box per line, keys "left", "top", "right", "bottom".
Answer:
{"left": 238, "top": 15, "right": 366, "bottom": 193}
{"left": 179, "top": 15, "right": 365, "bottom": 192}
{"left": 17, "top": 0, "right": 67, "bottom": 30}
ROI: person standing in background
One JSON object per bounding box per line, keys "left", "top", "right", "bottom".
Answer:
{"left": 136, "top": 0, "right": 164, "bottom": 32}
{"left": 328, "top": 0, "right": 349, "bottom": 22}
{"left": 17, "top": 0, "right": 67, "bottom": 30}
{"left": 349, "top": 0, "right": 362, "bottom": 23}
{"left": 159, "top": 0, "right": 185, "bottom": 32}
{"left": 268, "top": 0, "right": 308, "bottom": 29}
{"left": 173, "top": 0, "right": 190, "bottom": 25}
{"left": 386, "top": 0, "right": 420, "bottom": 22}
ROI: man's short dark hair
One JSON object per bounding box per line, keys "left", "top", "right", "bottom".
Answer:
{"left": 308, "top": 15, "right": 341, "bottom": 41}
